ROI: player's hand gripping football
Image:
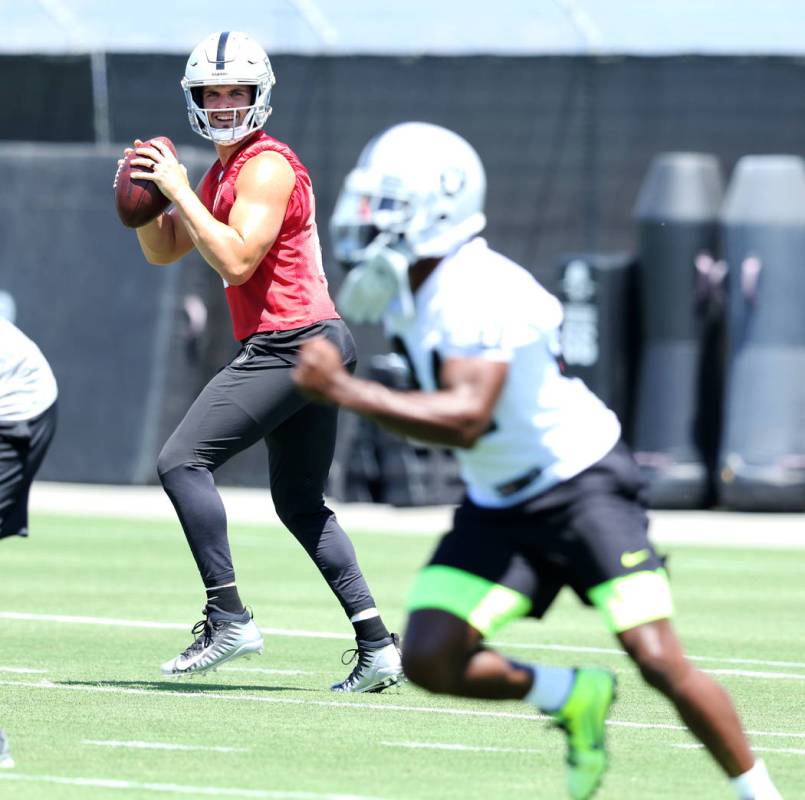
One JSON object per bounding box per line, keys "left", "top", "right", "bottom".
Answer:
{"left": 129, "top": 138, "right": 190, "bottom": 202}
{"left": 293, "top": 337, "right": 348, "bottom": 405}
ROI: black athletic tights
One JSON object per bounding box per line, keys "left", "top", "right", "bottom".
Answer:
{"left": 156, "top": 320, "right": 376, "bottom": 617}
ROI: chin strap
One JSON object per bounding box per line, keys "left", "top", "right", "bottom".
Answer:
{"left": 336, "top": 243, "right": 415, "bottom": 325}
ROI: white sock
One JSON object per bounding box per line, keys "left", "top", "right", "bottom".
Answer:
{"left": 730, "top": 760, "right": 783, "bottom": 800}
{"left": 523, "top": 665, "right": 576, "bottom": 712}
{"left": 349, "top": 608, "right": 379, "bottom": 623}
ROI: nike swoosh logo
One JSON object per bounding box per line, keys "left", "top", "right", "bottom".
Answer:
{"left": 620, "top": 549, "right": 650, "bottom": 569}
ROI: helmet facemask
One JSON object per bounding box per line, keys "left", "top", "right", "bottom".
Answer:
{"left": 330, "top": 177, "right": 420, "bottom": 323}
{"left": 330, "top": 174, "right": 415, "bottom": 269}
{"left": 183, "top": 78, "right": 272, "bottom": 144}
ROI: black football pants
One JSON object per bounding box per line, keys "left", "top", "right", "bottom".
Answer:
{"left": 156, "top": 319, "right": 376, "bottom": 617}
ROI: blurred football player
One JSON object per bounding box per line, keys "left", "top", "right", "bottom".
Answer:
{"left": 293, "top": 122, "right": 784, "bottom": 799}
{"left": 116, "top": 31, "right": 402, "bottom": 691}
{"left": 0, "top": 315, "right": 58, "bottom": 542}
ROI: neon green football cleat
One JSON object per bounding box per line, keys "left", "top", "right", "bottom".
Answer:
{"left": 551, "top": 668, "right": 617, "bottom": 800}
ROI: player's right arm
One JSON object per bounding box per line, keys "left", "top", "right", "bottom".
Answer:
{"left": 293, "top": 337, "right": 507, "bottom": 449}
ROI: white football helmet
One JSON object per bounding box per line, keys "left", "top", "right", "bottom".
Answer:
{"left": 331, "top": 122, "right": 486, "bottom": 323}
{"left": 181, "top": 31, "right": 276, "bottom": 144}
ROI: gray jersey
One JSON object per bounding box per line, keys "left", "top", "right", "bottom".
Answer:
{"left": 386, "top": 238, "right": 620, "bottom": 508}
{"left": 0, "top": 319, "right": 58, "bottom": 422}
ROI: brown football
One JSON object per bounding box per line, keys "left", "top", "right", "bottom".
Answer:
{"left": 114, "top": 136, "right": 177, "bottom": 228}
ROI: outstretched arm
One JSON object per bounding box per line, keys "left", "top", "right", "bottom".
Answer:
{"left": 292, "top": 337, "right": 507, "bottom": 449}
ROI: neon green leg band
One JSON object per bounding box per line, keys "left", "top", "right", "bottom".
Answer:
{"left": 587, "top": 569, "right": 673, "bottom": 632}
{"left": 407, "top": 565, "right": 532, "bottom": 638}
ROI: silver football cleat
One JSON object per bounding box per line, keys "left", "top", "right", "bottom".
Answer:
{"left": 160, "top": 605, "right": 264, "bottom": 677}
{"left": 331, "top": 634, "right": 405, "bottom": 693}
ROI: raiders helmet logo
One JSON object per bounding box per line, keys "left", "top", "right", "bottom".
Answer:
{"left": 440, "top": 168, "right": 465, "bottom": 196}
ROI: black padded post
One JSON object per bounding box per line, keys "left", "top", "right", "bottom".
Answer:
{"left": 631, "top": 153, "right": 725, "bottom": 508}
{"left": 718, "top": 155, "right": 805, "bottom": 511}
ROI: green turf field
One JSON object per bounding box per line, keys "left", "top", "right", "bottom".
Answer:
{"left": 0, "top": 512, "right": 802, "bottom": 799}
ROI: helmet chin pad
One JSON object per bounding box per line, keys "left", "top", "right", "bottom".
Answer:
{"left": 335, "top": 244, "right": 416, "bottom": 325}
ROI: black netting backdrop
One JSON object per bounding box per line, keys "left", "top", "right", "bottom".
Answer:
{"left": 7, "top": 54, "right": 805, "bottom": 288}
{"left": 0, "top": 55, "right": 94, "bottom": 142}
{"left": 104, "top": 54, "right": 805, "bottom": 369}
{"left": 105, "top": 55, "right": 805, "bottom": 289}
{"left": 5, "top": 53, "right": 805, "bottom": 492}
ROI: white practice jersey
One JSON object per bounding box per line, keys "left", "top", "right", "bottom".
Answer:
{"left": 386, "top": 238, "right": 620, "bottom": 508}
{"left": 0, "top": 319, "right": 58, "bottom": 422}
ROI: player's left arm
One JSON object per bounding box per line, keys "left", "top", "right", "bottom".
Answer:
{"left": 293, "top": 337, "right": 507, "bottom": 449}
{"left": 145, "top": 142, "right": 295, "bottom": 286}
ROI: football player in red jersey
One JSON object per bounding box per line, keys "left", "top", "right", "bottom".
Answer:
{"left": 115, "top": 31, "right": 402, "bottom": 691}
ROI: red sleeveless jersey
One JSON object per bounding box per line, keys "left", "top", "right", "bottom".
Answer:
{"left": 197, "top": 131, "right": 339, "bottom": 341}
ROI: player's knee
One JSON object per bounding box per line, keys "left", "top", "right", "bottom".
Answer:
{"left": 632, "top": 645, "right": 689, "bottom": 694}
{"left": 157, "top": 440, "right": 181, "bottom": 481}
{"left": 157, "top": 431, "right": 205, "bottom": 483}
{"left": 272, "top": 500, "right": 297, "bottom": 531}
{"left": 156, "top": 451, "right": 200, "bottom": 490}
{"left": 272, "top": 496, "right": 325, "bottom": 534}
{"left": 402, "top": 650, "right": 455, "bottom": 694}
{"left": 401, "top": 638, "right": 465, "bottom": 695}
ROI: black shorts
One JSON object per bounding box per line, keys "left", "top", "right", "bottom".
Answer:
{"left": 410, "top": 441, "right": 670, "bottom": 632}
{"left": 0, "top": 401, "right": 58, "bottom": 540}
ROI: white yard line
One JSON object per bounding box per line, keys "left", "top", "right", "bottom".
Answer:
{"left": 0, "top": 612, "right": 352, "bottom": 641}
{"left": 0, "top": 773, "right": 383, "bottom": 799}
{"left": 0, "top": 611, "right": 186, "bottom": 631}
{"left": 688, "top": 656, "right": 805, "bottom": 670}
{"left": 0, "top": 679, "right": 803, "bottom": 741}
{"left": 380, "top": 740, "right": 539, "bottom": 754}
{"left": 675, "top": 743, "right": 805, "bottom": 756}
{"left": 3, "top": 610, "right": 803, "bottom": 672}
{"left": 702, "top": 669, "right": 805, "bottom": 681}
{"left": 81, "top": 740, "right": 250, "bottom": 753}
{"left": 488, "top": 641, "right": 805, "bottom": 671}
{"left": 221, "top": 667, "right": 318, "bottom": 676}
{"left": 0, "top": 667, "right": 46, "bottom": 674}
{"left": 385, "top": 739, "right": 805, "bottom": 757}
